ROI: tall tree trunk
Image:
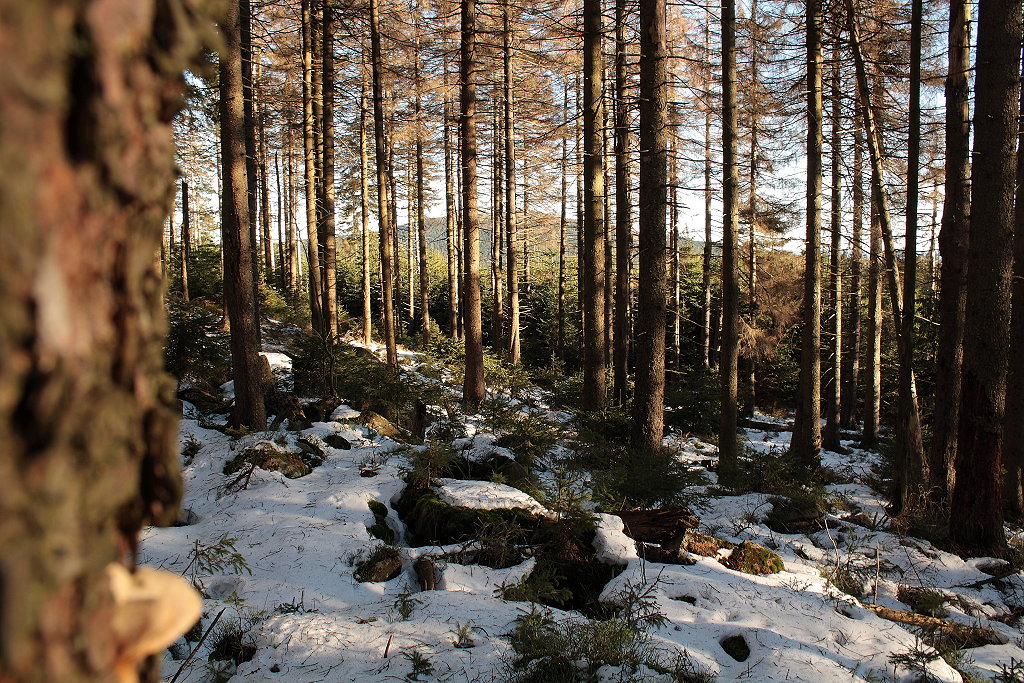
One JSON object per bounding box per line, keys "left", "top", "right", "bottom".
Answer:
{"left": 181, "top": 179, "right": 191, "bottom": 302}
{"left": 259, "top": 97, "right": 274, "bottom": 285}
{"left": 301, "top": 0, "right": 324, "bottom": 333}
{"left": 582, "top": 0, "right": 607, "bottom": 410}
{"left": 461, "top": 0, "right": 486, "bottom": 408}
{"left": 846, "top": 0, "right": 927, "bottom": 494}
{"left": 403, "top": 155, "right": 411, "bottom": 327}
{"left": 492, "top": 108, "right": 505, "bottom": 351}
{"left": 504, "top": 4, "right": 520, "bottom": 363}
{"left": 1003, "top": 54, "right": 1024, "bottom": 513}
{"left": 700, "top": 14, "right": 713, "bottom": 370}
{"left": 670, "top": 149, "right": 679, "bottom": 371}
{"left": 241, "top": 0, "right": 260, "bottom": 333}
{"left": 558, "top": 86, "right": 569, "bottom": 362}
{"left": 631, "top": 0, "right": 668, "bottom": 451}
{"left": 222, "top": 0, "right": 266, "bottom": 430}
{"left": 822, "top": 58, "right": 842, "bottom": 452}
{"left": 894, "top": 0, "right": 927, "bottom": 510}
{"left": 0, "top": 2, "right": 216, "bottom": 678}
{"left": 444, "top": 75, "right": 460, "bottom": 338}
{"left": 718, "top": 0, "right": 740, "bottom": 485}
{"left": 274, "top": 151, "right": 285, "bottom": 291}
{"left": 949, "top": 0, "right": 1021, "bottom": 556}
{"left": 862, "top": 172, "right": 882, "bottom": 447}
{"left": 415, "top": 32, "right": 430, "bottom": 345}
{"left": 370, "top": 0, "right": 398, "bottom": 366}
{"left": 840, "top": 119, "right": 863, "bottom": 429}
{"left": 286, "top": 129, "right": 299, "bottom": 299}
{"left": 360, "top": 52, "right": 373, "bottom": 345}
{"left": 930, "top": 0, "right": 970, "bottom": 499}
{"left": 320, "top": 1, "right": 338, "bottom": 336}
{"left": 743, "top": 0, "right": 760, "bottom": 414}
{"left": 790, "top": 0, "right": 823, "bottom": 467}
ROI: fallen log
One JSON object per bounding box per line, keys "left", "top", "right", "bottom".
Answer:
{"left": 864, "top": 604, "right": 1006, "bottom": 647}
{"left": 611, "top": 506, "right": 700, "bottom": 546}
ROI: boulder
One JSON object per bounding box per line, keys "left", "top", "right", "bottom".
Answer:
{"left": 358, "top": 410, "right": 402, "bottom": 439}
{"left": 354, "top": 547, "right": 403, "bottom": 583}
{"left": 325, "top": 433, "right": 352, "bottom": 450}
{"left": 721, "top": 541, "right": 784, "bottom": 575}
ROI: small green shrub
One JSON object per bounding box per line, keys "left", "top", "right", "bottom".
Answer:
{"left": 493, "top": 411, "right": 562, "bottom": 467}
{"left": 663, "top": 368, "right": 720, "bottom": 437}
{"left": 165, "top": 298, "right": 230, "bottom": 390}
{"left": 183, "top": 534, "right": 251, "bottom": 590}
{"left": 503, "top": 603, "right": 714, "bottom": 683}
{"left": 592, "top": 446, "right": 708, "bottom": 511}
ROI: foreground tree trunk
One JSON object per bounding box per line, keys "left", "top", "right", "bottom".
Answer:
{"left": 930, "top": 0, "right": 971, "bottom": 500}
{"left": 790, "top": 0, "right": 823, "bottom": 467}
{"left": 222, "top": 0, "right": 266, "bottom": 429}
{"left": 461, "top": 0, "right": 486, "bottom": 408}
{"left": 718, "top": 0, "right": 740, "bottom": 485}
{"left": 631, "top": 0, "right": 668, "bottom": 452}
{"left": 949, "top": 0, "right": 1021, "bottom": 556}
{"left": 0, "top": 1, "right": 219, "bottom": 679}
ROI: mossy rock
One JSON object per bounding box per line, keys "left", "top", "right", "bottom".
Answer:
{"left": 398, "top": 488, "right": 538, "bottom": 547}
{"left": 683, "top": 530, "right": 734, "bottom": 558}
{"left": 358, "top": 410, "right": 403, "bottom": 439}
{"left": 721, "top": 541, "right": 784, "bottom": 575}
{"left": 354, "top": 546, "right": 403, "bottom": 582}
{"left": 367, "top": 499, "right": 395, "bottom": 543}
{"left": 223, "top": 444, "right": 312, "bottom": 479}
{"left": 764, "top": 492, "right": 827, "bottom": 534}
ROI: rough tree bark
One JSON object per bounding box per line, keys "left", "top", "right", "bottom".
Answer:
{"left": 359, "top": 51, "right": 373, "bottom": 345}
{"left": 949, "top": 0, "right": 1021, "bottom": 556}
{"left": 930, "top": 0, "right": 970, "bottom": 500}
{"left": 613, "top": 0, "right": 631, "bottom": 404}
{"left": 503, "top": 2, "right": 520, "bottom": 363}
{"left": 790, "top": 0, "right": 823, "bottom": 467}
{"left": 370, "top": 0, "right": 398, "bottom": 366}
{"left": 718, "top": 0, "right": 741, "bottom": 485}
{"left": 839, "top": 120, "right": 863, "bottom": 430}
{"left": 180, "top": 178, "right": 191, "bottom": 302}
{"left": 1004, "top": 52, "right": 1024, "bottom": 513}
{"left": 461, "top": 0, "right": 486, "bottom": 408}
{"left": 320, "top": 0, "right": 338, "bottom": 336}
{"left": 822, "top": 58, "right": 842, "bottom": 453}
{"left": 301, "top": 0, "right": 324, "bottom": 333}
{"left": 631, "top": 0, "right": 668, "bottom": 452}
{"left": 222, "top": 0, "right": 266, "bottom": 429}
{"left": 582, "top": 0, "right": 607, "bottom": 410}
{"left": 0, "top": 3, "right": 220, "bottom": 680}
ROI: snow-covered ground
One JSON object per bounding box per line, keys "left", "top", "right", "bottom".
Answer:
{"left": 145, "top": 348, "right": 1024, "bottom": 682}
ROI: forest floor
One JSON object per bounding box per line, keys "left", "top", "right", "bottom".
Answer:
{"left": 147, "top": 334, "right": 1024, "bottom": 683}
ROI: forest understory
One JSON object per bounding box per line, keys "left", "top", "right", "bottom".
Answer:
{"left": 147, "top": 323, "right": 1024, "bottom": 683}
